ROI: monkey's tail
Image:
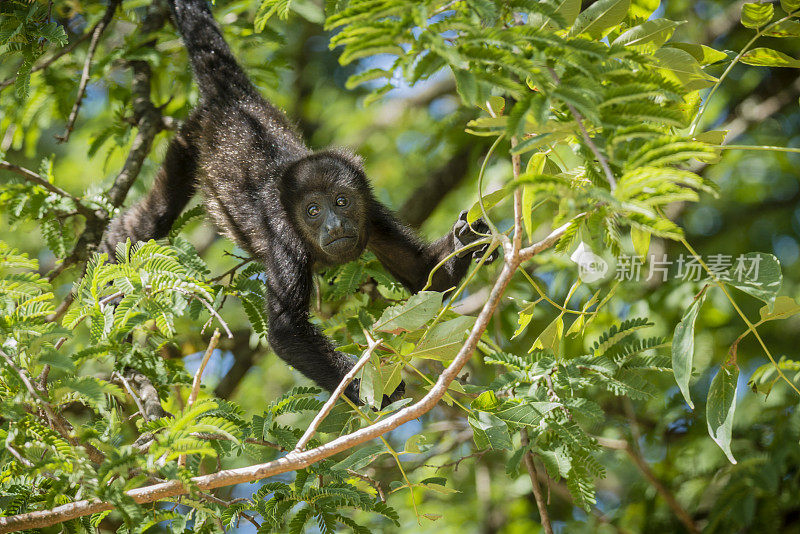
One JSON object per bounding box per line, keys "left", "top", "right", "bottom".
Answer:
{"left": 167, "top": 0, "right": 255, "bottom": 101}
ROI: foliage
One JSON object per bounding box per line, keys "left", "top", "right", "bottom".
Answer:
{"left": 2, "top": 0, "right": 800, "bottom": 532}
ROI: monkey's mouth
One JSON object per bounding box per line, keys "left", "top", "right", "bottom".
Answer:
{"left": 324, "top": 235, "right": 357, "bottom": 247}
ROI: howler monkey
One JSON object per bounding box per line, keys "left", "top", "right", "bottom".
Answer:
{"left": 102, "top": 0, "right": 494, "bottom": 405}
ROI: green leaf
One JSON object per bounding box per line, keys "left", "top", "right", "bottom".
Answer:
{"left": 332, "top": 444, "right": 387, "bottom": 471}
{"left": 741, "top": 2, "right": 774, "bottom": 28}
{"left": 764, "top": 20, "right": 800, "bottom": 37}
{"left": 612, "top": 19, "right": 683, "bottom": 49}
{"left": 531, "top": 316, "right": 564, "bottom": 354}
{"left": 412, "top": 316, "right": 475, "bottom": 361}
{"left": 667, "top": 43, "right": 728, "bottom": 65}
{"left": 781, "top": 0, "right": 800, "bottom": 13}
{"left": 654, "top": 48, "right": 717, "bottom": 91}
{"left": 545, "top": 0, "right": 581, "bottom": 28}
{"left": 523, "top": 153, "right": 547, "bottom": 242}
{"left": 758, "top": 296, "right": 800, "bottom": 322}
{"left": 494, "top": 402, "right": 560, "bottom": 426}
{"left": 718, "top": 252, "right": 782, "bottom": 309}
{"left": 513, "top": 302, "right": 536, "bottom": 339}
{"left": 471, "top": 390, "right": 502, "bottom": 411}
{"left": 671, "top": 292, "right": 707, "bottom": 409}
{"left": 630, "top": 227, "right": 650, "bottom": 259}
{"left": 372, "top": 291, "right": 442, "bottom": 333}
{"left": 466, "top": 187, "right": 510, "bottom": 223}
{"left": 706, "top": 364, "right": 738, "bottom": 464}
{"left": 748, "top": 356, "right": 800, "bottom": 396}
{"left": 569, "top": 0, "right": 631, "bottom": 39}
{"left": 403, "top": 434, "right": 429, "bottom": 454}
{"left": 468, "top": 412, "right": 512, "bottom": 450}
{"left": 741, "top": 47, "right": 800, "bottom": 68}
{"left": 693, "top": 130, "right": 728, "bottom": 145}
{"left": 629, "top": 0, "right": 660, "bottom": 19}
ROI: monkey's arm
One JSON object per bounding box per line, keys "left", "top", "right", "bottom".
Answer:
{"left": 367, "top": 204, "right": 492, "bottom": 293}
{"left": 100, "top": 128, "right": 198, "bottom": 256}
{"left": 262, "top": 235, "right": 362, "bottom": 402}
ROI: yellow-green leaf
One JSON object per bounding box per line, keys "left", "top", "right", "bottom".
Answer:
{"left": 741, "top": 2, "right": 774, "bottom": 28}
{"left": 569, "top": 0, "right": 630, "bottom": 39}
{"left": 706, "top": 364, "right": 739, "bottom": 464}
{"left": 630, "top": 227, "right": 651, "bottom": 259}
{"left": 741, "top": 47, "right": 800, "bottom": 68}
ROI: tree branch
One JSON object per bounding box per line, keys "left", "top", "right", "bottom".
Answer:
{"left": 0, "top": 160, "right": 96, "bottom": 219}
{"left": 0, "top": 347, "right": 105, "bottom": 464}
{"left": 596, "top": 436, "right": 699, "bottom": 534}
{"left": 57, "top": 0, "right": 121, "bottom": 143}
{"left": 179, "top": 330, "right": 221, "bottom": 467}
{"left": 547, "top": 67, "right": 616, "bottom": 190}
{"left": 0, "top": 31, "right": 92, "bottom": 92}
{"left": 294, "top": 331, "right": 381, "bottom": 452}
{"left": 521, "top": 429, "right": 554, "bottom": 534}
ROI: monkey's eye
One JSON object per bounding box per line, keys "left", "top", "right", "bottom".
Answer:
{"left": 307, "top": 204, "right": 320, "bottom": 217}
{"left": 335, "top": 196, "right": 348, "bottom": 207}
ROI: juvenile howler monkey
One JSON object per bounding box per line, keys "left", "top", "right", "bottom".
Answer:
{"left": 102, "top": 0, "right": 494, "bottom": 405}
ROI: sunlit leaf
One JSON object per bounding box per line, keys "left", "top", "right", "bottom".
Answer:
{"left": 671, "top": 291, "right": 707, "bottom": 409}
{"left": 741, "top": 47, "right": 800, "bottom": 68}
{"left": 707, "top": 364, "right": 739, "bottom": 464}
{"left": 741, "top": 2, "right": 774, "bottom": 28}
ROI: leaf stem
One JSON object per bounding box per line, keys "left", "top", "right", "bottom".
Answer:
{"left": 690, "top": 12, "right": 799, "bottom": 135}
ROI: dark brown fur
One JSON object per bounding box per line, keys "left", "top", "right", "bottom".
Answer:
{"left": 101, "top": 0, "right": 493, "bottom": 404}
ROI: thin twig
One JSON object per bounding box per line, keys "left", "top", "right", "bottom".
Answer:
{"left": 5, "top": 444, "right": 34, "bottom": 468}
{"left": 518, "top": 213, "right": 588, "bottom": 261}
{"left": 197, "top": 491, "right": 261, "bottom": 529}
{"left": 294, "top": 331, "right": 381, "bottom": 452}
{"left": 114, "top": 371, "right": 147, "bottom": 420}
{"left": 346, "top": 469, "right": 386, "bottom": 502}
{"left": 209, "top": 257, "right": 253, "bottom": 282}
{"left": 596, "top": 436, "right": 699, "bottom": 534}
{"left": 193, "top": 433, "right": 282, "bottom": 450}
{"left": 0, "top": 33, "right": 91, "bottom": 92}
{"left": 179, "top": 329, "right": 221, "bottom": 467}
{"left": 187, "top": 329, "right": 220, "bottom": 407}
{"left": 521, "top": 430, "right": 554, "bottom": 534}
{"left": 547, "top": 67, "right": 616, "bottom": 189}
{"left": 426, "top": 449, "right": 489, "bottom": 472}
{"left": 57, "top": 0, "right": 121, "bottom": 143}
{"left": 0, "top": 347, "right": 105, "bottom": 464}
{"left": 175, "top": 289, "right": 233, "bottom": 338}
{"left": 0, "top": 160, "right": 95, "bottom": 219}
{"left": 510, "top": 137, "right": 523, "bottom": 255}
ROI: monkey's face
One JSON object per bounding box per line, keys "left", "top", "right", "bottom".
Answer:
{"left": 285, "top": 153, "right": 370, "bottom": 264}
{"left": 298, "top": 189, "right": 365, "bottom": 263}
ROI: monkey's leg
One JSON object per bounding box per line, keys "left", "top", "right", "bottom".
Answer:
{"left": 100, "top": 128, "right": 199, "bottom": 256}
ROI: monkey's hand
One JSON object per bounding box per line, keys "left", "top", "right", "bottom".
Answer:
{"left": 453, "top": 210, "right": 499, "bottom": 264}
